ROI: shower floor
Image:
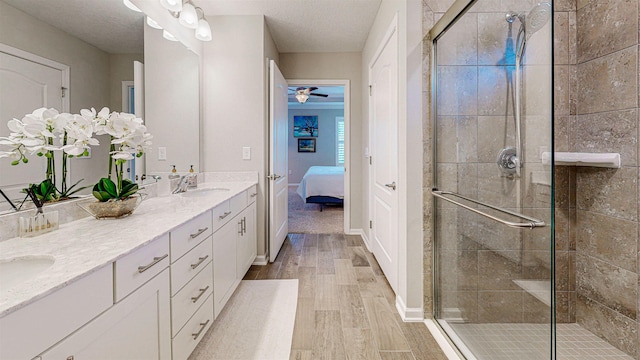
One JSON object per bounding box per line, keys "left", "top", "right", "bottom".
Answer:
{"left": 445, "top": 322, "right": 633, "bottom": 360}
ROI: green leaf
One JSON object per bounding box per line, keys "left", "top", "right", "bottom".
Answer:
{"left": 92, "top": 190, "right": 105, "bottom": 201}
{"left": 98, "top": 178, "right": 118, "bottom": 198}
{"left": 10, "top": 160, "right": 19, "bottom": 166}
{"left": 22, "top": 158, "right": 28, "bottom": 164}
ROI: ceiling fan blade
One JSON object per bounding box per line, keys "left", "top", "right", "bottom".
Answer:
{"left": 309, "top": 93, "right": 329, "bottom": 97}
{"left": 308, "top": 87, "right": 319, "bottom": 91}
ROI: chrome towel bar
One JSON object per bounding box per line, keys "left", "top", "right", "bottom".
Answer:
{"left": 431, "top": 188, "right": 546, "bottom": 229}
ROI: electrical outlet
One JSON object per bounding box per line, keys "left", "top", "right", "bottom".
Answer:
{"left": 242, "top": 147, "right": 251, "bottom": 160}
{"left": 158, "top": 147, "right": 167, "bottom": 160}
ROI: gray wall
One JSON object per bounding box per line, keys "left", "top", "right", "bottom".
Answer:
{"left": 288, "top": 108, "right": 343, "bottom": 184}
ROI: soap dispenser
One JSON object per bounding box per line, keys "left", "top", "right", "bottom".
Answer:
{"left": 187, "top": 165, "right": 197, "bottom": 189}
{"left": 169, "top": 165, "right": 180, "bottom": 191}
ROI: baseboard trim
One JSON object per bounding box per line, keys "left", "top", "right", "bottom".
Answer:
{"left": 288, "top": 183, "right": 300, "bottom": 187}
{"left": 395, "top": 296, "right": 424, "bottom": 322}
{"left": 252, "top": 255, "right": 268, "bottom": 266}
{"left": 424, "top": 319, "right": 464, "bottom": 360}
{"left": 346, "top": 228, "right": 372, "bottom": 251}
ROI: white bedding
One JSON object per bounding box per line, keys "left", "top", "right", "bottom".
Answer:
{"left": 296, "top": 166, "right": 344, "bottom": 200}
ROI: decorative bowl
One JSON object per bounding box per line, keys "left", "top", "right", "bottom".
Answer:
{"left": 78, "top": 195, "right": 143, "bottom": 220}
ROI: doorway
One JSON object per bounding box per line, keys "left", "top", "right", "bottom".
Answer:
{"left": 285, "top": 80, "right": 351, "bottom": 235}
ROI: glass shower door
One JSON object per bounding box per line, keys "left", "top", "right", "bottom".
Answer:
{"left": 431, "top": 0, "right": 554, "bottom": 359}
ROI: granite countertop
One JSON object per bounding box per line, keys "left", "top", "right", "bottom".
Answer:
{"left": 0, "top": 180, "right": 257, "bottom": 318}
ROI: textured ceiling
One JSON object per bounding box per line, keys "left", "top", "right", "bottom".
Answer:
{"left": 2, "top": 0, "right": 381, "bottom": 54}
{"left": 199, "top": 0, "right": 382, "bottom": 53}
{"left": 3, "top": 0, "right": 144, "bottom": 54}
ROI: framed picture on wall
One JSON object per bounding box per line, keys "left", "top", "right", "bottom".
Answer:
{"left": 293, "top": 115, "right": 319, "bottom": 137}
{"left": 298, "top": 138, "right": 316, "bottom": 153}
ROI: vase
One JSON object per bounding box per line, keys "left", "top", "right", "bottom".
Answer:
{"left": 78, "top": 196, "right": 142, "bottom": 219}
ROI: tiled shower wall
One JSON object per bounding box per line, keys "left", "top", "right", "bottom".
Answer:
{"left": 560, "top": 0, "right": 639, "bottom": 357}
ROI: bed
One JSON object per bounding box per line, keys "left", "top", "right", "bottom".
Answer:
{"left": 296, "top": 166, "right": 344, "bottom": 211}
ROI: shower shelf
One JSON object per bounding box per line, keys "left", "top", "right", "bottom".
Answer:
{"left": 513, "top": 280, "right": 551, "bottom": 307}
{"left": 541, "top": 152, "right": 621, "bottom": 168}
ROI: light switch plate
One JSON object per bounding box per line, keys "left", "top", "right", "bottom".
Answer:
{"left": 158, "top": 147, "right": 167, "bottom": 160}
{"left": 242, "top": 147, "right": 251, "bottom": 160}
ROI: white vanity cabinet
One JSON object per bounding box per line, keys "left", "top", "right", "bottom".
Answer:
{"left": 213, "top": 187, "right": 257, "bottom": 317}
{"left": 37, "top": 234, "right": 172, "bottom": 360}
{"left": 168, "top": 210, "right": 214, "bottom": 360}
{"left": 39, "top": 269, "right": 171, "bottom": 360}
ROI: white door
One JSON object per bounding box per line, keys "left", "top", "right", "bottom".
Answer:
{"left": 0, "top": 50, "right": 64, "bottom": 211}
{"left": 370, "top": 25, "right": 399, "bottom": 293}
{"left": 268, "top": 60, "right": 288, "bottom": 262}
{"left": 132, "top": 60, "right": 145, "bottom": 181}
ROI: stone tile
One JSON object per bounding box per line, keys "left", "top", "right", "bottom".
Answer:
{"left": 555, "top": 166, "right": 572, "bottom": 209}
{"left": 577, "top": 0, "right": 638, "bottom": 63}
{"left": 523, "top": 292, "right": 551, "bottom": 323}
{"left": 436, "top": 12, "right": 478, "bottom": 66}
{"left": 572, "top": 109, "right": 638, "bottom": 166}
{"left": 577, "top": 294, "right": 638, "bottom": 357}
{"left": 555, "top": 0, "right": 577, "bottom": 12}
{"left": 457, "top": 163, "right": 478, "bottom": 199}
{"left": 478, "top": 250, "right": 522, "bottom": 290}
{"left": 477, "top": 116, "right": 515, "bottom": 163}
{"left": 554, "top": 65, "right": 571, "bottom": 116}
{"left": 556, "top": 251, "right": 572, "bottom": 292}
{"left": 576, "top": 210, "right": 638, "bottom": 272}
{"left": 576, "top": 0, "right": 592, "bottom": 10}
{"left": 577, "top": 46, "right": 638, "bottom": 114}
{"left": 478, "top": 291, "right": 523, "bottom": 323}
{"left": 423, "top": 0, "right": 456, "bottom": 13}
{"left": 576, "top": 254, "right": 637, "bottom": 319}
{"left": 569, "top": 64, "right": 578, "bottom": 114}
{"left": 569, "top": 12, "right": 577, "bottom": 65}
{"left": 477, "top": 163, "right": 519, "bottom": 208}
{"left": 478, "top": 65, "right": 514, "bottom": 116}
{"left": 556, "top": 291, "right": 573, "bottom": 323}
{"left": 554, "top": 115, "right": 571, "bottom": 152}
{"left": 477, "top": 12, "right": 516, "bottom": 66}
{"left": 436, "top": 66, "right": 478, "bottom": 116}
{"left": 554, "top": 12, "right": 570, "bottom": 65}
{"left": 576, "top": 167, "right": 638, "bottom": 222}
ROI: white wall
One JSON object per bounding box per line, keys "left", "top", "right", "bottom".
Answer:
{"left": 288, "top": 108, "right": 344, "bottom": 184}
{"left": 279, "top": 52, "right": 363, "bottom": 230}
{"left": 202, "top": 15, "right": 277, "bottom": 259}
{"left": 361, "top": 0, "right": 424, "bottom": 319}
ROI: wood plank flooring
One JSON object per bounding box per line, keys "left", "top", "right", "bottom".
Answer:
{"left": 243, "top": 233, "right": 448, "bottom": 360}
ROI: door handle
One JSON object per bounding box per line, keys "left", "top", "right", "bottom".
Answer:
{"left": 384, "top": 182, "right": 396, "bottom": 191}
{"left": 267, "top": 174, "right": 282, "bottom": 180}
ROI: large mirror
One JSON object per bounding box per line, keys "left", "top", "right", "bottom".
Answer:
{"left": 0, "top": 0, "right": 200, "bottom": 214}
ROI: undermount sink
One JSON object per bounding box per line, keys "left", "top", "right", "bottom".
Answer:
{"left": 0, "top": 255, "right": 55, "bottom": 296}
{"left": 180, "top": 187, "right": 230, "bottom": 198}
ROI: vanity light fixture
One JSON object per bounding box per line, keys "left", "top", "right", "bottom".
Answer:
{"left": 160, "top": 0, "right": 182, "bottom": 12}
{"left": 163, "top": 30, "right": 179, "bottom": 41}
{"left": 146, "top": 17, "right": 163, "bottom": 30}
{"left": 295, "top": 93, "right": 309, "bottom": 104}
{"left": 179, "top": 1, "right": 198, "bottom": 29}
{"left": 123, "top": 0, "right": 142, "bottom": 12}
{"left": 195, "top": 8, "right": 212, "bottom": 41}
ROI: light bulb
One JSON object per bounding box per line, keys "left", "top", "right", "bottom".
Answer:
{"left": 195, "top": 19, "right": 212, "bottom": 41}
{"left": 163, "top": 30, "right": 178, "bottom": 41}
{"left": 123, "top": 0, "right": 141, "bottom": 12}
{"left": 146, "top": 17, "right": 163, "bottom": 30}
{"left": 179, "top": 2, "right": 198, "bottom": 29}
{"left": 160, "top": 0, "right": 182, "bottom": 12}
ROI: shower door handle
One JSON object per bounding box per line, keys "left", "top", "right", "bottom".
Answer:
{"left": 384, "top": 182, "right": 396, "bottom": 190}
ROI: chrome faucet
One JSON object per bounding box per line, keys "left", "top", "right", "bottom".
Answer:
{"left": 172, "top": 174, "right": 197, "bottom": 194}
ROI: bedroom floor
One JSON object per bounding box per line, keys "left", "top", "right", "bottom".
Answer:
{"left": 288, "top": 186, "right": 343, "bottom": 234}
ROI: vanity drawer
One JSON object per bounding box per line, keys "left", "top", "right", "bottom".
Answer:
{"left": 172, "top": 294, "right": 214, "bottom": 360}
{"left": 230, "top": 190, "right": 248, "bottom": 215}
{"left": 212, "top": 200, "right": 231, "bottom": 231}
{"left": 171, "top": 236, "right": 212, "bottom": 295}
{"left": 247, "top": 185, "right": 258, "bottom": 204}
{"left": 114, "top": 234, "right": 170, "bottom": 302}
{"left": 171, "top": 262, "right": 213, "bottom": 337}
{"left": 170, "top": 210, "right": 212, "bottom": 262}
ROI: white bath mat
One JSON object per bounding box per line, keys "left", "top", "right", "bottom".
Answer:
{"left": 189, "top": 279, "right": 299, "bottom": 360}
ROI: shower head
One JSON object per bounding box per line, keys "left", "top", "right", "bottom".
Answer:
{"left": 525, "top": 2, "right": 551, "bottom": 39}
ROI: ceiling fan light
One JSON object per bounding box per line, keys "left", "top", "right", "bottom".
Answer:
{"left": 160, "top": 0, "right": 182, "bottom": 12}
{"left": 163, "top": 30, "right": 178, "bottom": 41}
{"left": 296, "top": 94, "right": 309, "bottom": 104}
{"left": 146, "top": 17, "right": 163, "bottom": 30}
{"left": 179, "top": 3, "right": 198, "bottom": 29}
{"left": 195, "top": 19, "right": 212, "bottom": 41}
{"left": 123, "top": 0, "right": 141, "bottom": 12}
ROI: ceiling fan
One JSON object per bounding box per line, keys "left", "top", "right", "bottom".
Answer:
{"left": 289, "top": 87, "right": 328, "bottom": 103}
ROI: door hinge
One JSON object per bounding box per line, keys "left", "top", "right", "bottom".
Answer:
{"left": 61, "top": 86, "right": 68, "bottom": 98}
{"left": 369, "top": 220, "right": 372, "bottom": 229}
{"left": 369, "top": 156, "right": 372, "bottom": 165}
{"left": 369, "top": 85, "right": 372, "bottom": 96}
